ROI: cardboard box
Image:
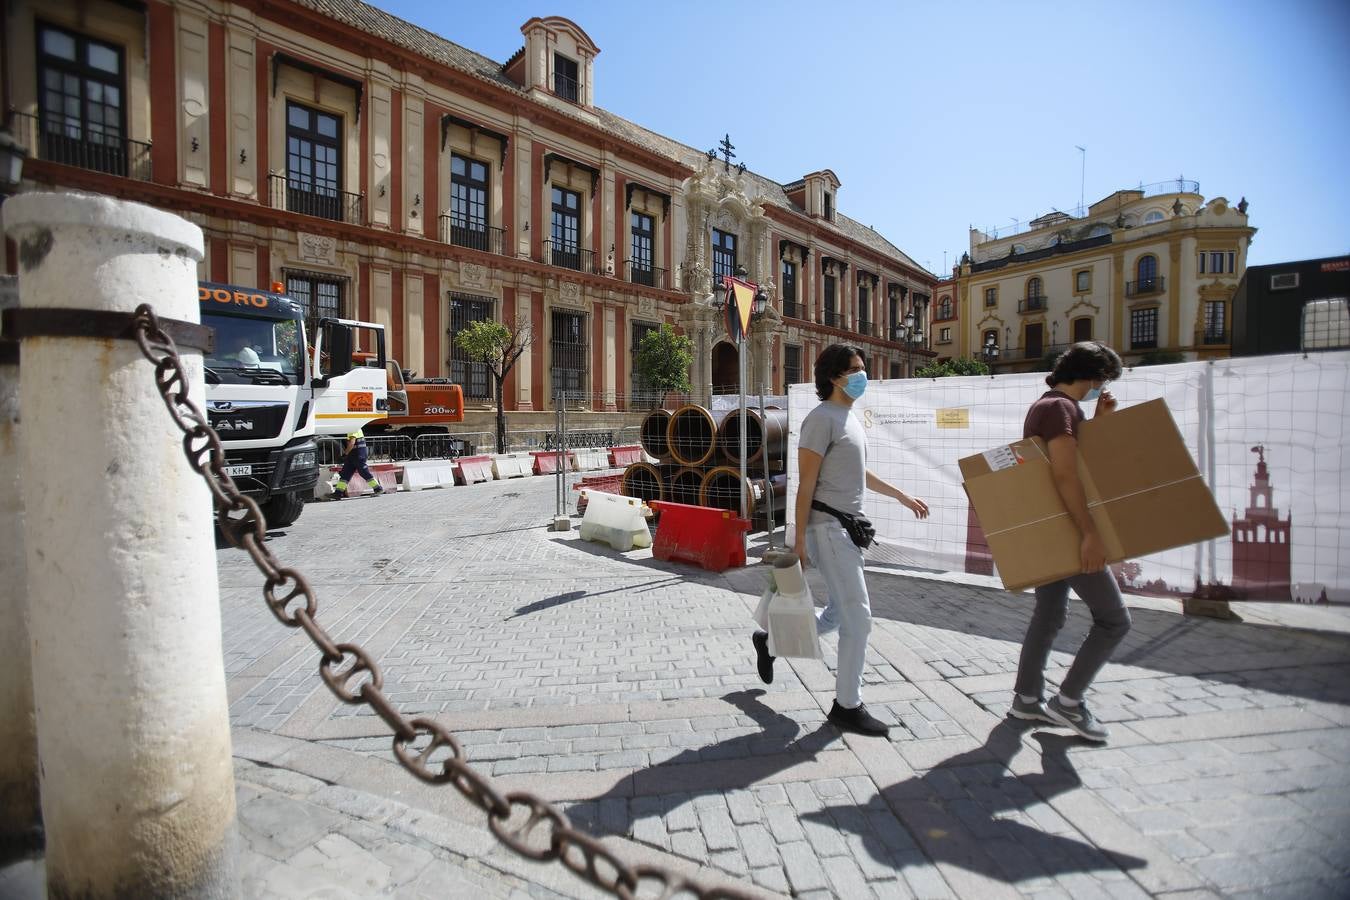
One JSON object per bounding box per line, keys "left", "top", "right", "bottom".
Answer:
{"left": 960, "top": 398, "right": 1229, "bottom": 592}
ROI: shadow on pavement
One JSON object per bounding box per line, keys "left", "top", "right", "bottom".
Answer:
{"left": 506, "top": 577, "right": 687, "bottom": 620}
{"left": 805, "top": 718, "right": 1145, "bottom": 882}
{"left": 568, "top": 691, "right": 1143, "bottom": 885}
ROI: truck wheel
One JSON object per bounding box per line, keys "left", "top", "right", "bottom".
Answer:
{"left": 260, "top": 491, "right": 305, "bottom": 528}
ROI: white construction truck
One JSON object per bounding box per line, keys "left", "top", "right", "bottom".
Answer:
{"left": 199, "top": 281, "right": 387, "bottom": 526}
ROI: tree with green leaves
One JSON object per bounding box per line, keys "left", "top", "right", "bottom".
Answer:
{"left": 454, "top": 318, "right": 533, "bottom": 454}
{"left": 912, "top": 356, "right": 991, "bottom": 378}
{"left": 633, "top": 323, "right": 694, "bottom": 406}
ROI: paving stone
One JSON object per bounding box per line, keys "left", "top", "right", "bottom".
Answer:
{"left": 779, "top": 841, "right": 829, "bottom": 892}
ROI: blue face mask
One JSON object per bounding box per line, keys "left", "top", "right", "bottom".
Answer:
{"left": 842, "top": 370, "right": 868, "bottom": 400}
{"left": 1083, "top": 386, "right": 1101, "bottom": 402}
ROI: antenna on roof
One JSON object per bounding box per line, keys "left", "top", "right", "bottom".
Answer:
{"left": 1075, "top": 145, "right": 1086, "bottom": 214}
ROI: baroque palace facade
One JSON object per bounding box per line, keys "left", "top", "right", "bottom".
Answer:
{"left": 935, "top": 183, "right": 1255, "bottom": 371}
{"left": 2, "top": 0, "right": 937, "bottom": 418}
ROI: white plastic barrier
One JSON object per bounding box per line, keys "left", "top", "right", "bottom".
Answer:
{"left": 572, "top": 448, "right": 610, "bottom": 472}
{"left": 491, "top": 452, "right": 534, "bottom": 479}
{"left": 578, "top": 491, "right": 652, "bottom": 551}
{"left": 402, "top": 460, "right": 456, "bottom": 491}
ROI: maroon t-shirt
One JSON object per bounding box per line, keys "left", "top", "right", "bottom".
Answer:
{"left": 1023, "top": 390, "right": 1084, "bottom": 442}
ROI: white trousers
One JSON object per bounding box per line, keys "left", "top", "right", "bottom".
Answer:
{"left": 806, "top": 520, "right": 873, "bottom": 709}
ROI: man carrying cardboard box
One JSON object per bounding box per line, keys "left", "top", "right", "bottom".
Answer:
{"left": 1009, "top": 342, "right": 1130, "bottom": 742}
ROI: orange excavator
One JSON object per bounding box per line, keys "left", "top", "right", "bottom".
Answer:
{"left": 354, "top": 352, "right": 465, "bottom": 437}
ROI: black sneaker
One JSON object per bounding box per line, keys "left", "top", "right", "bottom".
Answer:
{"left": 752, "top": 631, "right": 775, "bottom": 684}
{"left": 827, "top": 701, "right": 890, "bottom": 737}
{"left": 1008, "top": 695, "right": 1055, "bottom": 724}
{"left": 1044, "top": 695, "right": 1109, "bottom": 742}
{"left": 372, "top": 484, "right": 385, "bottom": 494}
{"left": 331, "top": 489, "right": 347, "bottom": 500}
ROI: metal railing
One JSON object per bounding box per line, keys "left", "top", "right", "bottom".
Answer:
{"left": 268, "top": 173, "right": 363, "bottom": 224}
{"left": 979, "top": 179, "right": 1201, "bottom": 240}
{"left": 626, "top": 261, "right": 668, "bottom": 290}
{"left": 7, "top": 109, "right": 152, "bottom": 181}
{"left": 554, "top": 73, "right": 580, "bottom": 103}
{"left": 543, "top": 240, "right": 596, "bottom": 273}
{"left": 439, "top": 218, "right": 506, "bottom": 255}
{"left": 857, "top": 320, "right": 875, "bottom": 337}
{"left": 316, "top": 426, "right": 642, "bottom": 464}
{"left": 781, "top": 300, "right": 801, "bottom": 319}
{"left": 823, "top": 310, "right": 844, "bottom": 328}
{"left": 1018, "top": 296, "right": 1048, "bottom": 313}
{"left": 1196, "top": 328, "right": 1230, "bottom": 346}
{"left": 1126, "top": 276, "right": 1166, "bottom": 297}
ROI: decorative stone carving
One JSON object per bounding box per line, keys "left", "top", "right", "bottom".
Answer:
{"left": 637, "top": 296, "right": 655, "bottom": 317}
{"left": 460, "top": 262, "right": 488, "bottom": 288}
{"left": 557, "top": 281, "right": 584, "bottom": 307}
{"left": 297, "top": 232, "right": 336, "bottom": 265}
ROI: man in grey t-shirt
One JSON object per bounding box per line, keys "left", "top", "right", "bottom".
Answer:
{"left": 752, "top": 344, "right": 930, "bottom": 737}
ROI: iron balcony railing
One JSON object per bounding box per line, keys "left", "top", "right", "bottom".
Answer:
{"left": 1018, "top": 295, "right": 1048, "bottom": 313}
{"left": 268, "top": 173, "right": 363, "bottom": 224}
{"left": 1196, "top": 328, "right": 1230, "bottom": 346}
{"left": 857, "top": 320, "right": 875, "bottom": 337}
{"left": 782, "top": 300, "right": 801, "bottom": 319}
{"left": 554, "top": 74, "right": 580, "bottom": 103}
{"left": 824, "top": 310, "right": 844, "bottom": 328}
{"left": 543, "top": 239, "right": 596, "bottom": 274}
{"left": 438, "top": 218, "right": 505, "bottom": 255}
{"left": 626, "top": 261, "right": 668, "bottom": 290}
{"left": 7, "top": 109, "right": 152, "bottom": 181}
{"left": 1126, "top": 276, "right": 1166, "bottom": 297}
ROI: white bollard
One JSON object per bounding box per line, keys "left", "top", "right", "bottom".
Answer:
{"left": 0, "top": 273, "right": 41, "bottom": 860}
{"left": 5, "top": 192, "right": 236, "bottom": 896}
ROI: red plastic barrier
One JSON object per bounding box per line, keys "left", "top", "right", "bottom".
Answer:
{"left": 328, "top": 464, "right": 400, "bottom": 495}
{"left": 609, "top": 445, "right": 643, "bottom": 467}
{"left": 531, "top": 450, "right": 568, "bottom": 475}
{"left": 455, "top": 455, "right": 494, "bottom": 485}
{"left": 649, "top": 500, "right": 749, "bottom": 573}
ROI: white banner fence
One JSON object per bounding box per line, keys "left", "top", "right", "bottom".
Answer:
{"left": 786, "top": 351, "right": 1350, "bottom": 604}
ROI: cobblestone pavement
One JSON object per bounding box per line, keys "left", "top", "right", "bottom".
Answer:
{"left": 213, "top": 473, "right": 1350, "bottom": 899}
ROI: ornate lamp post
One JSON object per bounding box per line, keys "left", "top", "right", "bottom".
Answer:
{"left": 982, "top": 332, "right": 1001, "bottom": 366}
{"left": 891, "top": 310, "right": 924, "bottom": 376}
{"left": 0, "top": 126, "right": 28, "bottom": 195}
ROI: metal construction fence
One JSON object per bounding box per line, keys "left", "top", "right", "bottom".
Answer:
{"left": 317, "top": 425, "right": 642, "bottom": 466}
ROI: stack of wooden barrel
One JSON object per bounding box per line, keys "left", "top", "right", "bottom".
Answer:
{"left": 621, "top": 404, "right": 788, "bottom": 527}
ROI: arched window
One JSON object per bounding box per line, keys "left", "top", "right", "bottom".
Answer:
{"left": 1027, "top": 277, "right": 1043, "bottom": 299}
{"left": 938, "top": 296, "right": 952, "bottom": 319}
{"left": 1137, "top": 254, "right": 1158, "bottom": 284}
{"left": 1087, "top": 224, "right": 1112, "bottom": 238}
{"left": 1143, "top": 210, "right": 1165, "bottom": 224}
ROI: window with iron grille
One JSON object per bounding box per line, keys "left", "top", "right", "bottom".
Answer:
{"left": 858, "top": 284, "right": 870, "bottom": 327}
{"left": 285, "top": 270, "right": 346, "bottom": 338}
{"left": 449, "top": 154, "right": 489, "bottom": 249}
{"left": 449, "top": 292, "right": 495, "bottom": 401}
{"left": 285, "top": 102, "right": 343, "bottom": 221}
{"left": 37, "top": 22, "right": 127, "bottom": 176}
{"left": 1131, "top": 307, "right": 1159, "bottom": 349}
{"left": 1204, "top": 300, "right": 1226, "bottom": 340}
{"left": 784, "top": 344, "right": 802, "bottom": 387}
{"left": 630, "top": 212, "right": 654, "bottom": 285}
{"left": 1073, "top": 317, "right": 1093, "bottom": 342}
{"left": 631, "top": 321, "right": 660, "bottom": 404}
{"left": 554, "top": 53, "right": 580, "bottom": 102}
{"left": 824, "top": 274, "right": 837, "bottom": 320}
{"left": 551, "top": 187, "right": 581, "bottom": 268}
{"left": 712, "top": 229, "right": 737, "bottom": 282}
{"left": 551, "top": 309, "right": 588, "bottom": 399}
{"left": 781, "top": 260, "right": 797, "bottom": 313}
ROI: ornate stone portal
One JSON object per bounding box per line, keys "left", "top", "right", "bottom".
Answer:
{"left": 677, "top": 156, "right": 783, "bottom": 404}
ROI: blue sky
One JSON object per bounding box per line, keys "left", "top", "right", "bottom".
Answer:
{"left": 378, "top": 0, "right": 1350, "bottom": 275}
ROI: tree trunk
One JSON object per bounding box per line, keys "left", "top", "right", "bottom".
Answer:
{"left": 494, "top": 373, "right": 507, "bottom": 454}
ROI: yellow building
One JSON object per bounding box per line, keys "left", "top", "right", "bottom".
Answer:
{"left": 953, "top": 184, "right": 1255, "bottom": 370}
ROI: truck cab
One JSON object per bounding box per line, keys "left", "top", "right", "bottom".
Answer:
{"left": 199, "top": 282, "right": 386, "bottom": 526}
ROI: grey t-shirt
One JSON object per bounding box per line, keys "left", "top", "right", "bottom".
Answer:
{"left": 799, "top": 401, "right": 866, "bottom": 524}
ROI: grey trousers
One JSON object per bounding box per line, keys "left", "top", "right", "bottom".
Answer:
{"left": 1013, "top": 569, "right": 1131, "bottom": 700}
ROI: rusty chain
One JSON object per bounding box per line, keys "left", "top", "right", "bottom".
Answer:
{"left": 130, "top": 304, "right": 756, "bottom": 900}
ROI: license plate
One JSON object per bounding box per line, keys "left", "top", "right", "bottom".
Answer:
{"left": 224, "top": 465, "right": 253, "bottom": 477}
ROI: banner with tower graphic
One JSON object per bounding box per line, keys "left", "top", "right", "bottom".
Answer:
{"left": 787, "top": 351, "right": 1350, "bottom": 603}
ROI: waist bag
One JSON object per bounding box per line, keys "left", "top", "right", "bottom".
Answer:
{"left": 811, "top": 499, "right": 876, "bottom": 549}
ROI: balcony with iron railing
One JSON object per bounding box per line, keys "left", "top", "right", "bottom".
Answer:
{"left": 554, "top": 73, "right": 580, "bottom": 104}
{"left": 1195, "top": 328, "right": 1230, "bottom": 346}
{"left": 1018, "top": 295, "right": 1048, "bottom": 313}
{"left": 1126, "top": 276, "right": 1166, "bottom": 297}
{"left": 543, "top": 239, "right": 596, "bottom": 274}
{"left": 781, "top": 299, "right": 802, "bottom": 319}
{"left": 438, "top": 218, "right": 505, "bottom": 255}
{"left": 7, "top": 109, "right": 152, "bottom": 181}
{"left": 823, "top": 310, "right": 844, "bottom": 328}
{"left": 626, "top": 261, "right": 668, "bottom": 290}
{"left": 857, "top": 320, "right": 875, "bottom": 337}
{"left": 268, "top": 173, "right": 363, "bottom": 224}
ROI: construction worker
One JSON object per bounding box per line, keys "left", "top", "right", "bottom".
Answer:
{"left": 331, "top": 426, "right": 384, "bottom": 500}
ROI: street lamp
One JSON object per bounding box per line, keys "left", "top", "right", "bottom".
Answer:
{"left": 982, "top": 332, "right": 1001, "bottom": 365}
{"left": 0, "top": 126, "right": 28, "bottom": 195}
{"left": 892, "top": 311, "right": 923, "bottom": 376}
